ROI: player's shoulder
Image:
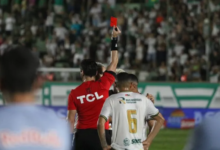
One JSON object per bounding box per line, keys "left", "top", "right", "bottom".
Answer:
{"left": 102, "top": 71, "right": 116, "bottom": 79}
{"left": 131, "top": 92, "right": 151, "bottom": 103}
{"left": 132, "top": 92, "right": 147, "bottom": 98}
{"left": 108, "top": 92, "right": 125, "bottom": 98}
{"left": 107, "top": 94, "right": 117, "bottom": 101}
{"left": 71, "top": 83, "right": 83, "bottom": 91}
{"left": 70, "top": 82, "right": 86, "bottom": 94}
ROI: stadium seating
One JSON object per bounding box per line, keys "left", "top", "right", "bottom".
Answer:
{"left": 0, "top": 0, "right": 219, "bottom": 82}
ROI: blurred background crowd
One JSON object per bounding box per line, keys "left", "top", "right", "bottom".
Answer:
{"left": 0, "top": 0, "right": 220, "bottom": 82}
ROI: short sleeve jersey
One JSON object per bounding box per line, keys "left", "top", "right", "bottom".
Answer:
{"left": 68, "top": 71, "right": 115, "bottom": 129}
{"left": 100, "top": 92, "right": 159, "bottom": 150}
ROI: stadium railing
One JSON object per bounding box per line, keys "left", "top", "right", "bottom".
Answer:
{"left": 38, "top": 67, "right": 136, "bottom": 81}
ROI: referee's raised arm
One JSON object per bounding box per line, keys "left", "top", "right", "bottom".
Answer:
{"left": 97, "top": 26, "right": 121, "bottom": 90}
{"left": 106, "top": 26, "right": 121, "bottom": 72}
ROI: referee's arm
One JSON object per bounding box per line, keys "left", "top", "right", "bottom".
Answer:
{"left": 67, "top": 110, "right": 76, "bottom": 133}
{"left": 106, "top": 26, "right": 121, "bottom": 72}
{"left": 67, "top": 90, "right": 77, "bottom": 133}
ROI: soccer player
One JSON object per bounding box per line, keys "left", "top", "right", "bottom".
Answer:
{"left": 0, "top": 47, "right": 70, "bottom": 150}
{"left": 109, "top": 73, "right": 156, "bottom": 144}
{"left": 98, "top": 72, "right": 164, "bottom": 150}
{"left": 67, "top": 26, "right": 121, "bottom": 150}
{"left": 70, "top": 63, "right": 121, "bottom": 149}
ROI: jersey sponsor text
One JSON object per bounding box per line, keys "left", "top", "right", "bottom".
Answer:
{"left": 77, "top": 92, "right": 104, "bottom": 104}
{"left": 0, "top": 129, "right": 61, "bottom": 148}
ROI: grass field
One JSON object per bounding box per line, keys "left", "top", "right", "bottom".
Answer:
{"left": 150, "top": 129, "right": 191, "bottom": 150}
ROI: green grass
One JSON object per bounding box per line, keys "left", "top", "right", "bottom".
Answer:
{"left": 150, "top": 129, "right": 191, "bottom": 150}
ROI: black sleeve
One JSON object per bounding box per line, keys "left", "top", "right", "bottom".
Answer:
{"left": 109, "top": 90, "right": 117, "bottom": 96}
{"left": 105, "top": 71, "right": 116, "bottom": 79}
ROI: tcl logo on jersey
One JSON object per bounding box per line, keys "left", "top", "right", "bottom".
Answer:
{"left": 77, "top": 92, "right": 103, "bottom": 104}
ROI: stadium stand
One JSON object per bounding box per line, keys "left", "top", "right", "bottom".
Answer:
{"left": 0, "top": 0, "right": 219, "bottom": 82}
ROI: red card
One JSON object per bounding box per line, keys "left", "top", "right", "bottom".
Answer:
{"left": 110, "top": 17, "right": 117, "bottom": 27}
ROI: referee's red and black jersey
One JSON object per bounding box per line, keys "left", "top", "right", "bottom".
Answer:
{"left": 68, "top": 71, "right": 116, "bottom": 129}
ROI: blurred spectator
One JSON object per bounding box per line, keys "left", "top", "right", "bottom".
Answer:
{"left": 209, "top": 66, "right": 220, "bottom": 83}
{"left": 45, "top": 11, "right": 54, "bottom": 34}
{"left": 53, "top": 0, "right": 65, "bottom": 14}
{"left": 5, "top": 13, "right": 15, "bottom": 36}
{"left": 54, "top": 23, "right": 68, "bottom": 45}
{"left": 158, "top": 62, "right": 167, "bottom": 81}
{"left": 135, "top": 40, "right": 143, "bottom": 66}
{"left": 146, "top": 33, "right": 157, "bottom": 64}
{"left": 90, "top": 2, "right": 102, "bottom": 27}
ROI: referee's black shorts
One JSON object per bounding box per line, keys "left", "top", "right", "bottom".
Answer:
{"left": 74, "top": 129, "right": 112, "bottom": 150}
{"left": 74, "top": 129, "right": 103, "bottom": 150}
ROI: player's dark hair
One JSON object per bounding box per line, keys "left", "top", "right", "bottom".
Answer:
{"left": 129, "top": 74, "right": 138, "bottom": 83}
{"left": 80, "top": 59, "right": 98, "bottom": 77}
{"left": 116, "top": 72, "right": 130, "bottom": 88}
{"left": 0, "top": 46, "right": 39, "bottom": 93}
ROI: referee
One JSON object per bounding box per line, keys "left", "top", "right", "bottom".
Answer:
{"left": 67, "top": 26, "right": 121, "bottom": 150}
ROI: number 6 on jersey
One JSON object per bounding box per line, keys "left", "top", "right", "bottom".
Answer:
{"left": 127, "top": 110, "right": 137, "bottom": 133}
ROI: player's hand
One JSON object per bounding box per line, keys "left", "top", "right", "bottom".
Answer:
{"left": 103, "top": 145, "right": 111, "bottom": 150}
{"left": 112, "top": 26, "right": 121, "bottom": 38}
{"left": 146, "top": 93, "right": 155, "bottom": 104}
{"left": 142, "top": 140, "right": 151, "bottom": 150}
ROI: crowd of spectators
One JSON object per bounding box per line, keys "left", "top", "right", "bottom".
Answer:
{"left": 0, "top": 0, "right": 219, "bottom": 82}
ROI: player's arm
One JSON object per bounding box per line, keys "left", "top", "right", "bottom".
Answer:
{"left": 143, "top": 98, "right": 165, "bottom": 150}
{"left": 67, "top": 110, "right": 76, "bottom": 133}
{"left": 147, "top": 119, "right": 155, "bottom": 136}
{"left": 98, "top": 98, "right": 112, "bottom": 150}
{"left": 106, "top": 26, "right": 121, "bottom": 72}
{"left": 146, "top": 93, "right": 155, "bottom": 135}
{"left": 146, "top": 93, "right": 155, "bottom": 104}
{"left": 98, "top": 27, "right": 121, "bottom": 90}
{"left": 143, "top": 113, "right": 164, "bottom": 150}
{"left": 67, "top": 90, "right": 77, "bottom": 133}
{"left": 98, "top": 117, "right": 111, "bottom": 150}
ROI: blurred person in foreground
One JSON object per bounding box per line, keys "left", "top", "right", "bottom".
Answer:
{"left": 98, "top": 72, "right": 164, "bottom": 150}
{"left": 0, "top": 47, "right": 70, "bottom": 150}
{"left": 184, "top": 116, "right": 220, "bottom": 150}
{"left": 67, "top": 26, "right": 121, "bottom": 150}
